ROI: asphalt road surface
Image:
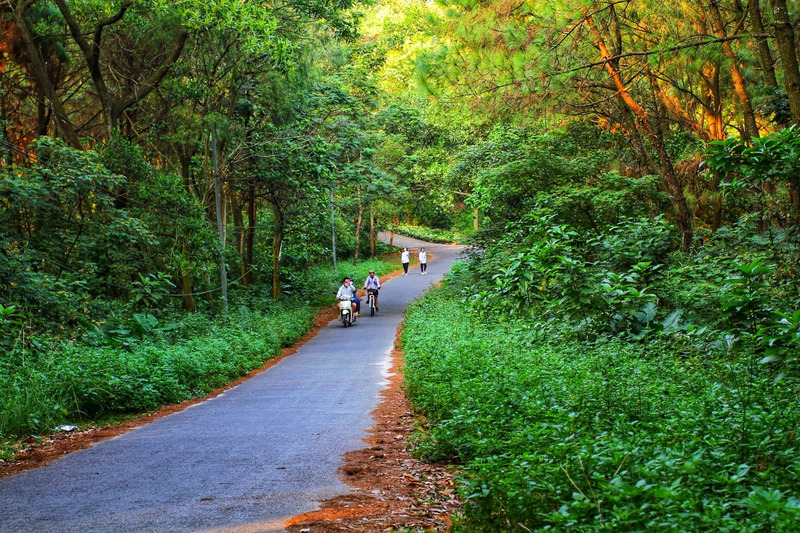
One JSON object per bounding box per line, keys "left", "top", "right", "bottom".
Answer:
{"left": 0, "top": 235, "right": 464, "bottom": 533}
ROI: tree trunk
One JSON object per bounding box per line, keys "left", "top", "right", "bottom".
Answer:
{"left": 749, "top": 0, "right": 778, "bottom": 88}
{"left": 54, "top": 0, "right": 187, "bottom": 136}
{"left": 244, "top": 186, "right": 256, "bottom": 286}
{"left": 354, "top": 188, "right": 363, "bottom": 266}
{"left": 587, "top": 14, "right": 693, "bottom": 251}
{"left": 369, "top": 205, "right": 375, "bottom": 259}
{"left": 231, "top": 195, "right": 245, "bottom": 283}
{"left": 180, "top": 241, "right": 196, "bottom": 312}
{"left": 390, "top": 215, "right": 396, "bottom": 251}
{"left": 474, "top": 208, "right": 479, "bottom": 230}
{"left": 204, "top": 271, "right": 215, "bottom": 311}
{"left": 618, "top": 103, "right": 659, "bottom": 175}
{"left": 13, "top": 3, "right": 82, "bottom": 149}
{"left": 36, "top": 89, "right": 50, "bottom": 136}
{"left": 770, "top": 0, "right": 800, "bottom": 125}
{"left": 708, "top": 0, "right": 760, "bottom": 139}
{"left": 271, "top": 211, "right": 284, "bottom": 300}
{"left": 231, "top": 199, "right": 244, "bottom": 254}
{"left": 708, "top": 63, "right": 725, "bottom": 141}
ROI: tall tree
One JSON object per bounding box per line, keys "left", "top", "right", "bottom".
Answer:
{"left": 769, "top": 0, "right": 800, "bottom": 124}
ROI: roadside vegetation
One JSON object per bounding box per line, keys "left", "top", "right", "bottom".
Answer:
{"left": 404, "top": 256, "right": 800, "bottom": 530}
{"left": 401, "top": 125, "right": 800, "bottom": 530}
{"left": 0, "top": 259, "right": 394, "bottom": 453}
{"left": 392, "top": 224, "right": 465, "bottom": 244}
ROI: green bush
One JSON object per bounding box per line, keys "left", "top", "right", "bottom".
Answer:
{"left": 283, "top": 258, "right": 397, "bottom": 305}
{"left": 402, "top": 279, "right": 800, "bottom": 531}
{"left": 0, "top": 302, "right": 316, "bottom": 437}
{"left": 393, "top": 224, "right": 465, "bottom": 244}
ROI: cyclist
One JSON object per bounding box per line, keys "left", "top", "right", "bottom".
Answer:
{"left": 363, "top": 270, "right": 381, "bottom": 312}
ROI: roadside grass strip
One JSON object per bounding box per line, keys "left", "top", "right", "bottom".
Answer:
{"left": 0, "top": 302, "right": 316, "bottom": 438}
{"left": 401, "top": 284, "right": 800, "bottom": 532}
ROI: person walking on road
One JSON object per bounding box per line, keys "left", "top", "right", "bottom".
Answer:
{"left": 401, "top": 247, "right": 410, "bottom": 275}
{"left": 363, "top": 270, "right": 381, "bottom": 311}
{"left": 419, "top": 247, "right": 427, "bottom": 275}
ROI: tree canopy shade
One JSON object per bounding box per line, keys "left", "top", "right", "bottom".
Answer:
{"left": 2, "top": 0, "right": 360, "bottom": 145}
{"left": 4, "top": 0, "right": 800, "bottom": 317}
{"left": 407, "top": 0, "right": 800, "bottom": 248}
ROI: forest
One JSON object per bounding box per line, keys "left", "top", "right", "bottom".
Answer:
{"left": 2, "top": 0, "right": 800, "bottom": 530}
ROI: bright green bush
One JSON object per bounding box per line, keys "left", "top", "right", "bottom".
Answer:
{"left": 393, "top": 224, "right": 465, "bottom": 244}
{"left": 283, "top": 258, "right": 397, "bottom": 305}
{"left": 402, "top": 278, "right": 800, "bottom": 531}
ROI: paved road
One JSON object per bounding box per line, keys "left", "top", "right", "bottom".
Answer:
{"left": 0, "top": 235, "right": 463, "bottom": 533}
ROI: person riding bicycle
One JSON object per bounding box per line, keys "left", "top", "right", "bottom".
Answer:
{"left": 336, "top": 277, "right": 359, "bottom": 317}
{"left": 363, "top": 270, "right": 381, "bottom": 312}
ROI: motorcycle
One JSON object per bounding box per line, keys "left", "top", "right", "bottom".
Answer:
{"left": 338, "top": 297, "right": 356, "bottom": 327}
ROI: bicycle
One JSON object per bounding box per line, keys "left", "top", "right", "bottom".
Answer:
{"left": 367, "top": 288, "right": 379, "bottom": 316}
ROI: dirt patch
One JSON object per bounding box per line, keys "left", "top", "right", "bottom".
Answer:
{"left": 285, "top": 328, "right": 460, "bottom": 533}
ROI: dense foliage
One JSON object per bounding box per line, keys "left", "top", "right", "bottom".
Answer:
{"left": 399, "top": 119, "right": 800, "bottom": 529}
{"left": 392, "top": 224, "right": 465, "bottom": 244}
{"left": 4, "top": 2, "right": 800, "bottom": 529}
{"left": 403, "top": 274, "right": 800, "bottom": 530}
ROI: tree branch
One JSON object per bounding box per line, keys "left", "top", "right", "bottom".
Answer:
{"left": 556, "top": 33, "right": 773, "bottom": 75}
{"left": 113, "top": 29, "right": 189, "bottom": 120}
{"left": 92, "top": 0, "right": 134, "bottom": 75}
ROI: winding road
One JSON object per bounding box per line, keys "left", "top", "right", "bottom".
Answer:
{"left": 0, "top": 235, "right": 463, "bottom": 533}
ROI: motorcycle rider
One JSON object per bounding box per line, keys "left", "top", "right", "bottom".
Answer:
{"left": 347, "top": 277, "right": 361, "bottom": 315}
{"left": 363, "top": 270, "right": 381, "bottom": 312}
{"left": 336, "top": 277, "right": 359, "bottom": 317}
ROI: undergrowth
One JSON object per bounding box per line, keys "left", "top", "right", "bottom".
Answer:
{"left": 401, "top": 269, "right": 800, "bottom": 531}
{"left": 393, "top": 224, "right": 466, "bottom": 244}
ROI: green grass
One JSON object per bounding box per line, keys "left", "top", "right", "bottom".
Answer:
{"left": 401, "top": 281, "right": 800, "bottom": 532}
{"left": 392, "top": 224, "right": 466, "bottom": 244}
{"left": 287, "top": 258, "right": 398, "bottom": 306}
{"left": 0, "top": 301, "right": 317, "bottom": 438}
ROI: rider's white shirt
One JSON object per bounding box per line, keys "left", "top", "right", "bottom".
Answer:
{"left": 337, "top": 284, "right": 357, "bottom": 299}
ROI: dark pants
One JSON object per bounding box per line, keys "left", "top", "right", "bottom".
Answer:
{"left": 420, "top": 262, "right": 427, "bottom": 273}
{"left": 352, "top": 295, "right": 361, "bottom": 313}
{"left": 402, "top": 262, "right": 409, "bottom": 274}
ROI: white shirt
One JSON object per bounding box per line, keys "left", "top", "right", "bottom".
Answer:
{"left": 419, "top": 250, "right": 427, "bottom": 263}
{"left": 336, "top": 283, "right": 357, "bottom": 300}
{"left": 401, "top": 251, "right": 410, "bottom": 263}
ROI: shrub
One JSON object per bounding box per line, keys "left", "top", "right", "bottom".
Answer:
{"left": 0, "top": 302, "right": 316, "bottom": 437}
{"left": 392, "top": 224, "right": 465, "bottom": 244}
{"left": 402, "top": 277, "right": 800, "bottom": 531}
